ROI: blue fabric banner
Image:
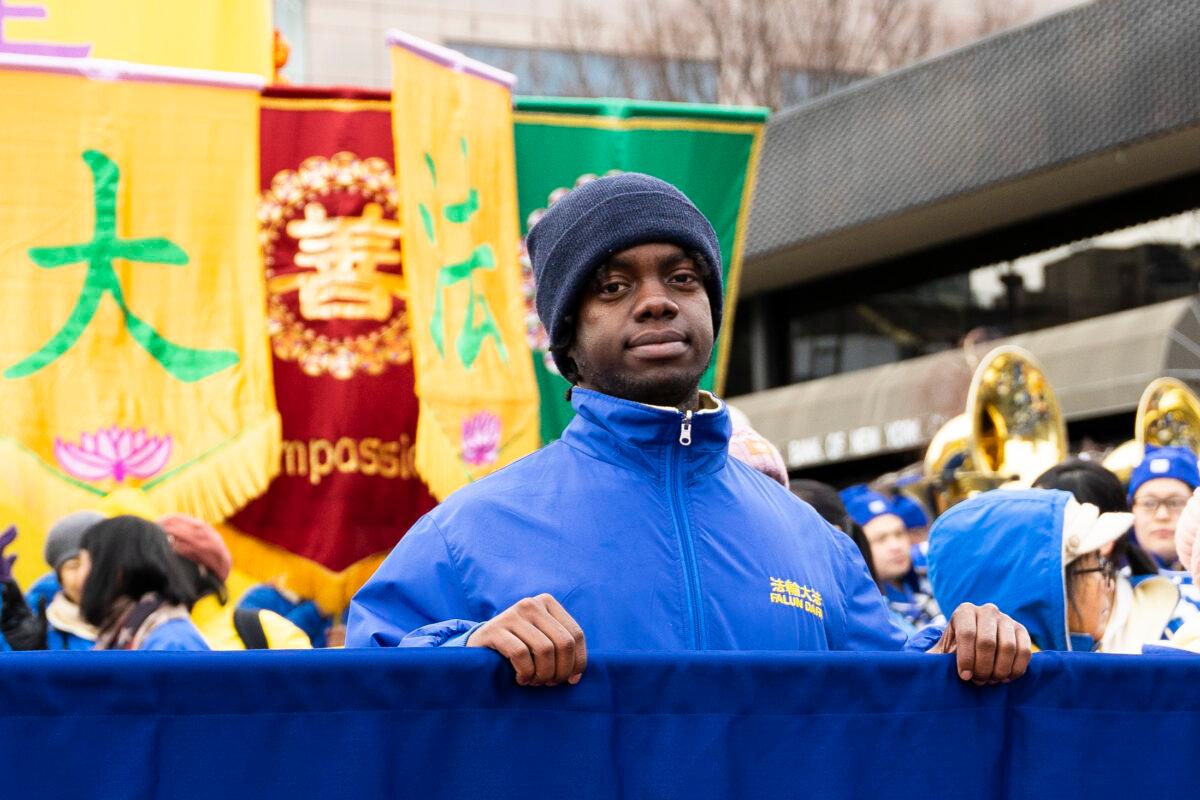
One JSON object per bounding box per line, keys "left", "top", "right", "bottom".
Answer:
{"left": 1, "top": 649, "right": 1196, "bottom": 798}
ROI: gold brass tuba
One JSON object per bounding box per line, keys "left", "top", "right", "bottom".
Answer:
{"left": 922, "top": 345, "right": 1068, "bottom": 514}
{"left": 1102, "top": 377, "right": 1200, "bottom": 482}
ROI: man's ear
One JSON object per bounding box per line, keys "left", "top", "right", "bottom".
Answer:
{"left": 553, "top": 316, "right": 580, "bottom": 384}
{"left": 557, "top": 352, "right": 580, "bottom": 386}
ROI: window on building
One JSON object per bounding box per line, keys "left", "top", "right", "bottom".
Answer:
{"left": 729, "top": 209, "right": 1200, "bottom": 395}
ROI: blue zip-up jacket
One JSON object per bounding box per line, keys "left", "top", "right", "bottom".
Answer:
{"left": 139, "top": 618, "right": 210, "bottom": 651}
{"left": 928, "top": 489, "right": 1092, "bottom": 652}
{"left": 348, "top": 389, "right": 936, "bottom": 652}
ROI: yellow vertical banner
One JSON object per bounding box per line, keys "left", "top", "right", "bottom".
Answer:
{"left": 0, "top": 56, "right": 278, "bottom": 587}
{"left": 0, "top": 0, "right": 272, "bottom": 79}
{"left": 388, "top": 32, "right": 539, "bottom": 501}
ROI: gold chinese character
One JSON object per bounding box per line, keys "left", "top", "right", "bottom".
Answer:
{"left": 271, "top": 202, "right": 405, "bottom": 321}
{"left": 770, "top": 577, "right": 787, "bottom": 594}
{"left": 810, "top": 589, "right": 823, "bottom": 607}
{"left": 785, "top": 580, "right": 801, "bottom": 597}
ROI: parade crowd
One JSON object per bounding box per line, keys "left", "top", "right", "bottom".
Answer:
{"left": 3, "top": 173, "right": 1199, "bottom": 681}
{"left": 5, "top": 440, "right": 1197, "bottom": 658}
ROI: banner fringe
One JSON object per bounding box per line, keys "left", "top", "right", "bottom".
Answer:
{"left": 145, "top": 412, "right": 282, "bottom": 524}
{"left": 217, "top": 524, "right": 386, "bottom": 615}
{"left": 415, "top": 403, "right": 538, "bottom": 502}
{"left": 0, "top": 414, "right": 281, "bottom": 586}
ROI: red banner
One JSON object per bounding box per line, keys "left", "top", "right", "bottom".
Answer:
{"left": 223, "top": 86, "right": 435, "bottom": 611}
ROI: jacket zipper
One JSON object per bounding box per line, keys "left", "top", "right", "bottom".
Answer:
{"left": 679, "top": 409, "right": 693, "bottom": 445}
{"left": 669, "top": 410, "right": 703, "bottom": 649}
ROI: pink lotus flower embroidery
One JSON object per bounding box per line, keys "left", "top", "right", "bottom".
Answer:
{"left": 461, "top": 411, "right": 501, "bottom": 467}
{"left": 54, "top": 428, "right": 173, "bottom": 483}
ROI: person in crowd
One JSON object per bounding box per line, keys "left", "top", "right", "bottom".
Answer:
{"left": 0, "top": 512, "right": 104, "bottom": 651}
{"left": 892, "top": 491, "right": 934, "bottom": 579}
{"left": 891, "top": 493, "right": 930, "bottom": 547}
{"left": 788, "top": 479, "right": 878, "bottom": 582}
{"left": 1035, "top": 460, "right": 1154, "bottom": 569}
{"left": 1126, "top": 446, "right": 1200, "bottom": 615}
{"left": 237, "top": 583, "right": 335, "bottom": 649}
{"left": 929, "top": 489, "right": 1132, "bottom": 652}
{"left": 349, "top": 172, "right": 1031, "bottom": 689}
{"left": 80, "top": 515, "right": 210, "bottom": 651}
{"left": 841, "top": 485, "right": 942, "bottom": 633}
{"left": 31, "top": 511, "right": 102, "bottom": 650}
{"left": 1127, "top": 446, "right": 1198, "bottom": 572}
{"left": 1034, "top": 458, "right": 1194, "bottom": 652}
{"left": 789, "top": 479, "right": 853, "bottom": 532}
{"left": 159, "top": 514, "right": 311, "bottom": 650}
{"left": 727, "top": 420, "right": 788, "bottom": 486}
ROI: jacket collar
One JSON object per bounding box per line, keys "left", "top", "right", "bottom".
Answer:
{"left": 562, "top": 387, "right": 731, "bottom": 479}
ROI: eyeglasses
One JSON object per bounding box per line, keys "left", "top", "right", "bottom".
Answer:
{"left": 1132, "top": 496, "right": 1190, "bottom": 514}
{"left": 1069, "top": 557, "right": 1116, "bottom": 584}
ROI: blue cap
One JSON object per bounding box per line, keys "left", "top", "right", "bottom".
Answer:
{"left": 1128, "top": 446, "right": 1200, "bottom": 500}
{"left": 839, "top": 485, "right": 897, "bottom": 527}
{"left": 891, "top": 495, "right": 930, "bottom": 530}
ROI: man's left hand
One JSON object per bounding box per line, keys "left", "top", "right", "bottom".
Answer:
{"left": 928, "top": 602, "right": 1032, "bottom": 684}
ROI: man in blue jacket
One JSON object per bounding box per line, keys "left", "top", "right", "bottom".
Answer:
{"left": 347, "top": 173, "right": 1031, "bottom": 687}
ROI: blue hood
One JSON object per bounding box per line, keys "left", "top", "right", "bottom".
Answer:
{"left": 928, "top": 489, "right": 1071, "bottom": 651}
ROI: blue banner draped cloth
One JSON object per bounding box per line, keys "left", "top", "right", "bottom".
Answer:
{"left": 0, "top": 650, "right": 1196, "bottom": 798}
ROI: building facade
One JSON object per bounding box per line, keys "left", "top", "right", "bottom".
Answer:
{"left": 729, "top": 0, "right": 1200, "bottom": 483}
{"left": 275, "top": 0, "right": 1085, "bottom": 106}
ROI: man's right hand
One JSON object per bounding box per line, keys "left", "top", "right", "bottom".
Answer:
{"left": 466, "top": 593, "right": 587, "bottom": 687}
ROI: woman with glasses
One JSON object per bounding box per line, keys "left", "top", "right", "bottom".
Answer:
{"left": 1138, "top": 485, "right": 1200, "bottom": 652}
{"left": 1126, "top": 447, "right": 1200, "bottom": 627}
{"left": 1035, "top": 459, "right": 1196, "bottom": 653}
{"left": 927, "top": 489, "right": 1132, "bottom": 653}
{"left": 1128, "top": 446, "right": 1199, "bottom": 572}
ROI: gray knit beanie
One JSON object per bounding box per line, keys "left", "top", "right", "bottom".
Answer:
{"left": 525, "top": 173, "right": 723, "bottom": 376}
{"left": 44, "top": 510, "right": 104, "bottom": 571}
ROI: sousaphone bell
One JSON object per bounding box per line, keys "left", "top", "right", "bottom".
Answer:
{"left": 1102, "top": 377, "right": 1200, "bottom": 483}
{"left": 922, "top": 345, "right": 1068, "bottom": 514}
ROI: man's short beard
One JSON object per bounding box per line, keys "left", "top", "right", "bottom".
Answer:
{"left": 573, "top": 353, "right": 712, "bottom": 409}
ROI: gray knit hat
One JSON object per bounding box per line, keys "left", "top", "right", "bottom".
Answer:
{"left": 44, "top": 510, "right": 104, "bottom": 570}
{"left": 525, "top": 173, "right": 723, "bottom": 375}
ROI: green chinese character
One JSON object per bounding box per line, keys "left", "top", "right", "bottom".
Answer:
{"left": 4, "top": 150, "right": 238, "bottom": 383}
{"left": 420, "top": 138, "right": 508, "bottom": 370}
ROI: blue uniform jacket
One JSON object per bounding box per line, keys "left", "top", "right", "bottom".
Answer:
{"left": 139, "top": 618, "right": 210, "bottom": 651}
{"left": 348, "top": 389, "right": 937, "bottom": 652}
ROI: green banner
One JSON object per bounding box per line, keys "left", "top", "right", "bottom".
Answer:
{"left": 514, "top": 96, "right": 768, "bottom": 443}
